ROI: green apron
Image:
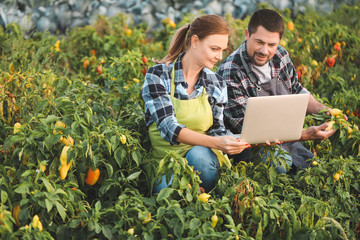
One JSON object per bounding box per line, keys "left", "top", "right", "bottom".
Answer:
{"left": 148, "top": 59, "right": 231, "bottom": 168}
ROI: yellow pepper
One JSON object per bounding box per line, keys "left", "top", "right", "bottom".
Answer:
{"left": 32, "top": 215, "right": 43, "bottom": 231}
{"left": 141, "top": 213, "right": 151, "bottom": 224}
{"left": 330, "top": 108, "right": 342, "bottom": 117}
{"left": 53, "top": 121, "right": 65, "bottom": 135}
{"left": 40, "top": 164, "right": 46, "bottom": 172}
{"left": 198, "top": 193, "right": 211, "bottom": 203}
{"left": 211, "top": 214, "right": 218, "bottom": 228}
{"left": 59, "top": 160, "right": 72, "bottom": 180}
{"left": 120, "top": 134, "right": 127, "bottom": 144}
{"left": 60, "top": 146, "right": 70, "bottom": 166}
{"left": 14, "top": 122, "right": 21, "bottom": 134}
{"left": 61, "top": 135, "right": 74, "bottom": 146}
{"left": 13, "top": 205, "right": 20, "bottom": 227}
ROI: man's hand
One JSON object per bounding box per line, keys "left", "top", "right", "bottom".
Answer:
{"left": 301, "top": 123, "right": 335, "bottom": 141}
{"left": 326, "top": 108, "right": 348, "bottom": 121}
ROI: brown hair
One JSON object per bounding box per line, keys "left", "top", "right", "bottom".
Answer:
{"left": 248, "top": 9, "right": 284, "bottom": 39}
{"left": 160, "top": 15, "right": 229, "bottom": 64}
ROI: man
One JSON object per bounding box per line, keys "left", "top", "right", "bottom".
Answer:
{"left": 217, "top": 9, "right": 336, "bottom": 169}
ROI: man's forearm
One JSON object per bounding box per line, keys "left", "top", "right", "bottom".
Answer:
{"left": 307, "top": 94, "right": 330, "bottom": 114}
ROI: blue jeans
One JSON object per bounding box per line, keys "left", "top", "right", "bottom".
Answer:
{"left": 154, "top": 146, "right": 220, "bottom": 193}
{"left": 261, "top": 148, "right": 293, "bottom": 174}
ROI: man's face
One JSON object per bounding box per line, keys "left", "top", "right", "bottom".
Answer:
{"left": 245, "top": 26, "right": 280, "bottom": 66}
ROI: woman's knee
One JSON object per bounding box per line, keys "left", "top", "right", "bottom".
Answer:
{"left": 185, "top": 146, "right": 219, "bottom": 169}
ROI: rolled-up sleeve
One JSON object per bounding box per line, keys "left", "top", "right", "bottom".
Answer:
{"left": 281, "top": 48, "right": 309, "bottom": 95}
{"left": 206, "top": 75, "right": 231, "bottom": 136}
{"left": 142, "top": 66, "right": 185, "bottom": 144}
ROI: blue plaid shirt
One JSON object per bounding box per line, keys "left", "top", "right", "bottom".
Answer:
{"left": 142, "top": 52, "right": 230, "bottom": 145}
{"left": 217, "top": 41, "right": 309, "bottom": 134}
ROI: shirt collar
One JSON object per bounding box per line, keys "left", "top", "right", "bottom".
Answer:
{"left": 172, "top": 52, "right": 206, "bottom": 87}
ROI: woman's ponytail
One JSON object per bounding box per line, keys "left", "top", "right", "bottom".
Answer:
{"left": 159, "top": 25, "right": 190, "bottom": 64}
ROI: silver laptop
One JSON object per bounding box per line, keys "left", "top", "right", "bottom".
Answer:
{"left": 234, "top": 94, "right": 309, "bottom": 144}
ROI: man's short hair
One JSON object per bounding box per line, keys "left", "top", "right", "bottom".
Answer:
{"left": 248, "top": 9, "right": 284, "bottom": 39}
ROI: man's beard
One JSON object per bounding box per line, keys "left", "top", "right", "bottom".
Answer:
{"left": 250, "top": 52, "right": 270, "bottom": 66}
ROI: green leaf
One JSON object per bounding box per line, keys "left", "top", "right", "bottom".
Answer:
{"left": 14, "top": 182, "right": 32, "bottom": 194}
{"left": 104, "top": 43, "right": 110, "bottom": 51}
{"left": 95, "top": 200, "right": 101, "bottom": 212}
{"left": 55, "top": 188, "right": 68, "bottom": 197}
{"left": 224, "top": 214, "right": 235, "bottom": 227}
{"left": 99, "top": 179, "right": 117, "bottom": 196}
{"left": 74, "top": 112, "right": 81, "bottom": 123}
{"left": 144, "top": 232, "right": 154, "bottom": 240}
{"left": 174, "top": 222, "right": 184, "bottom": 238}
{"left": 202, "top": 221, "right": 213, "bottom": 234}
{"left": 268, "top": 165, "right": 277, "bottom": 184}
{"left": 43, "top": 115, "right": 60, "bottom": 124}
{"left": 336, "top": 212, "right": 350, "bottom": 218}
{"left": 44, "top": 134, "right": 61, "bottom": 149}
{"left": 189, "top": 218, "right": 201, "bottom": 232}
{"left": 132, "top": 150, "right": 141, "bottom": 167}
{"left": 255, "top": 221, "right": 263, "bottom": 240}
{"left": 1, "top": 190, "right": 8, "bottom": 204}
{"left": 180, "top": 176, "right": 189, "bottom": 187}
{"left": 110, "top": 136, "right": 119, "bottom": 150}
{"left": 104, "top": 139, "right": 111, "bottom": 155}
{"left": 95, "top": 222, "right": 102, "bottom": 234}
{"left": 269, "top": 209, "right": 276, "bottom": 219}
{"left": 66, "top": 148, "right": 74, "bottom": 165}
{"left": 156, "top": 188, "right": 174, "bottom": 202}
{"left": 21, "top": 169, "right": 35, "bottom": 178}
{"left": 68, "top": 219, "right": 81, "bottom": 229}
{"left": 186, "top": 191, "right": 193, "bottom": 202}
{"left": 102, "top": 225, "right": 113, "bottom": 239}
{"left": 56, "top": 201, "right": 67, "bottom": 221}
{"left": 127, "top": 171, "right": 141, "bottom": 181}
{"left": 104, "top": 162, "right": 113, "bottom": 177}
{"left": 84, "top": 108, "right": 91, "bottom": 125}
{"left": 263, "top": 212, "right": 269, "bottom": 229}
{"left": 31, "top": 129, "right": 45, "bottom": 139}
{"left": 173, "top": 206, "right": 185, "bottom": 223}
{"left": 114, "top": 147, "right": 126, "bottom": 168}
{"left": 45, "top": 198, "right": 53, "bottom": 212}
{"left": 156, "top": 206, "right": 167, "bottom": 218}
{"left": 7, "top": 135, "right": 26, "bottom": 145}
{"left": 82, "top": 140, "right": 89, "bottom": 158}
{"left": 42, "top": 178, "right": 55, "bottom": 193}
{"left": 34, "top": 99, "right": 49, "bottom": 115}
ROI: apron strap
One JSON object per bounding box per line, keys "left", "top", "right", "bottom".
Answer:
{"left": 170, "top": 57, "right": 207, "bottom": 97}
{"left": 170, "top": 59, "right": 177, "bottom": 97}
{"left": 240, "top": 51, "right": 262, "bottom": 92}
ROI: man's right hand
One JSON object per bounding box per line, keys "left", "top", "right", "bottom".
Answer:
{"left": 301, "top": 123, "right": 335, "bottom": 141}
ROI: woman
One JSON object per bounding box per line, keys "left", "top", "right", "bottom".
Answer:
{"left": 142, "top": 15, "right": 249, "bottom": 193}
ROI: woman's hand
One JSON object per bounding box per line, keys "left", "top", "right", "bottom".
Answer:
{"left": 177, "top": 128, "right": 250, "bottom": 154}
{"left": 214, "top": 135, "right": 250, "bottom": 155}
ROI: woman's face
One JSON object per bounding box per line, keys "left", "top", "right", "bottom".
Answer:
{"left": 192, "top": 34, "right": 228, "bottom": 69}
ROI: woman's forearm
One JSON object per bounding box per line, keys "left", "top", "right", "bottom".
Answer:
{"left": 176, "top": 128, "right": 250, "bottom": 155}
{"left": 176, "top": 128, "right": 219, "bottom": 149}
